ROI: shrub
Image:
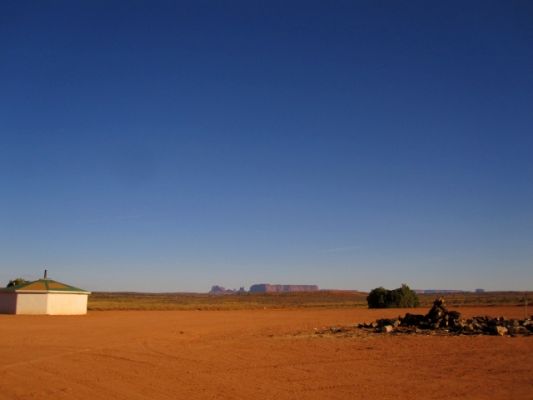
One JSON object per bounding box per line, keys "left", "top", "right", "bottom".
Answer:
{"left": 366, "top": 286, "right": 388, "bottom": 308}
{"left": 367, "top": 284, "right": 419, "bottom": 308}
{"left": 6, "top": 278, "right": 30, "bottom": 288}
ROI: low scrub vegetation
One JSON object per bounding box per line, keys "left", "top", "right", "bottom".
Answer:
{"left": 367, "top": 284, "right": 420, "bottom": 308}
{"left": 87, "top": 290, "right": 531, "bottom": 311}
{"left": 88, "top": 290, "right": 368, "bottom": 311}
{"left": 6, "top": 278, "right": 30, "bottom": 288}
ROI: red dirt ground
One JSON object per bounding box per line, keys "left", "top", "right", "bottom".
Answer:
{"left": 0, "top": 307, "right": 531, "bottom": 399}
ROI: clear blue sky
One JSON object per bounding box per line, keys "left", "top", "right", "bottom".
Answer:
{"left": 1, "top": 1, "right": 532, "bottom": 292}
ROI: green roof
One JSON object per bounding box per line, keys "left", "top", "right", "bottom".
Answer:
{"left": 0, "top": 279, "right": 90, "bottom": 294}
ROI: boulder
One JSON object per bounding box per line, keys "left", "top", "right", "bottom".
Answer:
{"left": 401, "top": 313, "right": 425, "bottom": 326}
{"left": 376, "top": 318, "right": 399, "bottom": 328}
{"left": 508, "top": 326, "right": 528, "bottom": 335}
{"left": 491, "top": 326, "right": 508, "bottom": 336}
{"left": 353, "top": 297, "right": 530, "bottom": 337}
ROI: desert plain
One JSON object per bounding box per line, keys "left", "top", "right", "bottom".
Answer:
{"left": 0, "top": 306, "right": 532, "bottom": 400}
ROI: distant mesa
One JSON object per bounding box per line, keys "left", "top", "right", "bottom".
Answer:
{"left": 414, "top": 289, "right": 466, "bottom": 294}
{"left": 249, "top": 284, "right": 319, "bottom": 293}
{"left": 406, "top": 289, "right": 489, "bottom": 295}
{"left": 209, "top": 284, "right": 319, "bottom": 294}
{"left": 209, "top": 285, "right": 245, "bottom": 295}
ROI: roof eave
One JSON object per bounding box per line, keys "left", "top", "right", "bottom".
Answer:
{"left": 9, "top": 290, "right": 91, "bottom": 295}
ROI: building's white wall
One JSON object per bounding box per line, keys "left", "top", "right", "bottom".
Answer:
{"left": 0, "top": 292, "right": 89, "bottom": 315}
{"left": 15, "top": 293, "right": 48, "bottom": 314}
{"left": 46, "top": 293, "right": 88, "bottom": 315}
{"left": 0, "top": 293, "right": 18, "bottom": 314}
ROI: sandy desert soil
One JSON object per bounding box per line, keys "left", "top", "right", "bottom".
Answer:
{"left": 0, "top": 307, "right": 531, "bottom": 400}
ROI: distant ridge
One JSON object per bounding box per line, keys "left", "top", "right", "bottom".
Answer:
{"left": 209, "top": 285, "right": 245, "bottom": 295}
{"left": 414, "top": 289, "right": 466, "bottom": 294}
{"left": 249, "top": 284, "right": 319, "bottom": 293}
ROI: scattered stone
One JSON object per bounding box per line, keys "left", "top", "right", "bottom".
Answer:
{"left": 376, "top": 318, "right": 398, "bottom": 328}
{"left": 402, "top": 313, "right": 425, "bottom": 326}
{"left": 508, "top": 326, "right": 528, "bottom": 336}
{"left": 315, "top": 297, "right": 532, "bottom": 338}
{"left": 491, "top": 326, "right": 508, "bottom": 336}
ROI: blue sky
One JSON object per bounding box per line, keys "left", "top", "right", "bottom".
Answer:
{"left": 1, "top": 1, "right": 532, "bottom": 292}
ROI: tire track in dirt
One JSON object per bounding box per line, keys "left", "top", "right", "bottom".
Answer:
{"left": 0, "top": 307, "right": 531, "bottom": 400}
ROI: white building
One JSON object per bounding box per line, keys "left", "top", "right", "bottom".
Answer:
{"left": 0, "top": 278, "right": 91, "bottom": 315}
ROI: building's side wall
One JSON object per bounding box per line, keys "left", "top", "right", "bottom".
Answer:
{"left": 0, "top": 293, "right": 18, "bottom": 314}
{"left": 15, "top": 293, "right": 48, "bottom": 314}
{"left": 46, "top": 293, "right": 88, "bottom": 315}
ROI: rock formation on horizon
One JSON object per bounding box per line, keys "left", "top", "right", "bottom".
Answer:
{"left": 249, "top": 284, "right": 319, "bottom": 293}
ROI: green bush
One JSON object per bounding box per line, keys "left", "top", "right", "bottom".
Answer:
{"left": 367, "top": 284, "right": 419, "bottom": 308}
{"left": 6, "top": 278, "right": 30, "bottom": 288}
{"left": 366, "top": 286, "right": 388, "bottom": 308}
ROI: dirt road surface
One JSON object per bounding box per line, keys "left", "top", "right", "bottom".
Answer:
{"left": 0, "top": 307, "right": 531, "bottom": 399}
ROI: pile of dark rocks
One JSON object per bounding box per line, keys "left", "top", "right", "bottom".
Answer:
{"left": 357, "top": 297, "right": 532, "bottom": 336}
